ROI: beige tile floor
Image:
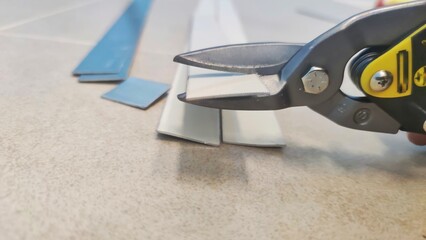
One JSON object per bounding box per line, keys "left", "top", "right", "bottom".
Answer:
{"left": 0, "top": 0, "right": 425, "bottom": 239}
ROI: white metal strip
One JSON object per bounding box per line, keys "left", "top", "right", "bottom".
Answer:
{"left": 157, "top": 64, "right": 221, "bottom": 146}
{"left": 222, "top": 110, "right": 285, "bottom": 147}
{"left": 158, "top": 0, "right": 285, "bottom": 147}
{"left": 217, "top": 0, "right": 285, "bottom": 147}
{"left": 188, "top": 0, "right": 286, "bottom": 147}
{"left": 186, "top": 74, "right": 270, "bottom": 100}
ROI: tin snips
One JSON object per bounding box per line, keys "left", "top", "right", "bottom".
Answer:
{"left": 174, "top": 1, "right": 426, "bottom": 134}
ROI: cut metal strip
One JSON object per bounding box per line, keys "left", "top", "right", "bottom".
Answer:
{"left": 157, "top": 64, "right": 221, "bottom": 146}
{"left": 158, "top": 0, "right": 285, "bottom": 147}
{"left": 102, "top": 77, "right": 169, "bottom": 109}
{"left": 184, "top": 0, "right": 286, "bottom": 147}
{"left": 78, "top": 72, "right": 127, "bottom": 82}
{"left": 186, "top": 73, "right": 270, "bottom": 100}
{"left": 214, "top": 0, "right": 285, "bottom": 147}
{"left": 73, "top": 0, "right": 151, "bottom": 75}
{"left": 222, "top": 110, "right": 285, "bottom": 147}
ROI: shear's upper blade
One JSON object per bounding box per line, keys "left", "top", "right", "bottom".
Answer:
{"left": 174, "top": 42, "right": 303, "bottom": 75}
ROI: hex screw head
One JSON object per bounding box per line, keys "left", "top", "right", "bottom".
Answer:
{"left": 301, "top": 67, "right": 329, "bottom": 94}
{"left": 370, "top": 70, "right": 393, "bottom": 92}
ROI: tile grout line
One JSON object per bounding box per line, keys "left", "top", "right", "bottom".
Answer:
{"left": 0, "top": 32, "right": 179, "bottom": 56}
{"left": 0, "top": 0, "right": 104, "bottom": 32}
{"left": 0, "top": 32, "right": 94, "bottom": 46}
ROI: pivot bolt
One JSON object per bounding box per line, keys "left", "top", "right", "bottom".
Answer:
{"left": 354, "top": 108, "right": 371, "bottom": 125}
{"left": 370, "top": 70, "right": 393, "bottom": 92}
{"left": 301, "top": 67, "right": 329, "bottom": 94}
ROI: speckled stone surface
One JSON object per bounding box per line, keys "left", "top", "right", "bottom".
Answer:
{"left": 0, "top": 0, "right": 424, "bottom": 239}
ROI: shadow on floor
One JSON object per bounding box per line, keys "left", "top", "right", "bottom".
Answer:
{"left": 176, "top": 141, "right": 283, "bottom": 185}
{"left": 176, "top": 144, "right": 249, "bottom": 185}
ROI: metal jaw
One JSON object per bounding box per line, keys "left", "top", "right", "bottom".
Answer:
{"left": 175, "top": 1, "right": 426, "bottom": 134}
{"left": 174, "top": 42, "right": 303, "bottom": 75}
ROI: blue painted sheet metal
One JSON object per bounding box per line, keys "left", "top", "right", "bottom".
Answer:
{"left": 73, "top": 0, "right": 151, "bottom": 75}
{"left": 102, "top": 77, "right": 170, "bottom": 109}
{"left": 78, "top": 72, "right": 127, "bottom": 82}
{"left": 78, "top": 47, "right": 133, "bottom": 82}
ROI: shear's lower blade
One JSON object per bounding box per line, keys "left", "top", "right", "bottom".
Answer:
{"left": 178, "top": 92, "right": 289, "bottom": 110}
{"left": 174, "top": 42, "right": 303, "bottom": 75}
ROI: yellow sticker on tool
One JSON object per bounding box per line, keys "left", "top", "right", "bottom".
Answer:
{"left": 360, "top": 24, "right": 426, "bottom": 98}
{"left": 414, "top": 65, "right": 426, "bottom": 87}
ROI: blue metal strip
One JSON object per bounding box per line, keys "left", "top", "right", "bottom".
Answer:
{"left": 73, "top": 0, "right": 152, "bottom": 75}
{"left": 102, "top": 77, "right": 170, "bottom": 109}
{"left": 78, "top": 46, "right": 134, "bottom": 82}
{"left": 78, "top": 72, "right": 127, "bottom": 82}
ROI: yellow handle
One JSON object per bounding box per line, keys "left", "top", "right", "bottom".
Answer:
{"left": 360, "top": 24, "right": 426, "bottom": 98}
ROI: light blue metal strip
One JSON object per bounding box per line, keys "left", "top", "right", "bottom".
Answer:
{"left": 78, "top": 47, "right": 133, "bottom": 82}
{"left": 73, "top": 0, "right": 152, "bottom": 75}
{"left": 102, "top": 77, "right": 170, "bottom": 109}
{"left": 78, "top": 72, "right": 126, "bottom": 82}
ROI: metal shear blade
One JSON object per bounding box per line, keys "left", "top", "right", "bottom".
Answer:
{"left": 174, "top": 42, "right": 303, "bottom": 110}
{"left": 174, "top": 42, "right": 303, "bottom": 75}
